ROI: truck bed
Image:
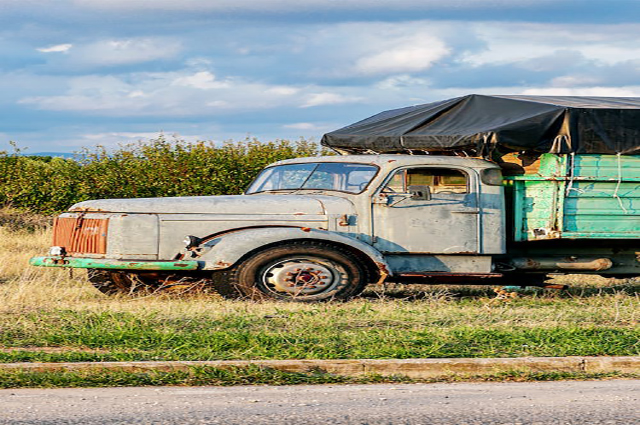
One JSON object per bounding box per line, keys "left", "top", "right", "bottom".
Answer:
{"left": 505, "top": 154, "right": 640, "bottom": 241}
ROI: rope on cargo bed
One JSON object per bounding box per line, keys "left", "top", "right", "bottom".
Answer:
{"left": 612, "top": 152, "right": 629, "bottom": 214}
{"left": 566, "top": 152, "right": 585, "bottom": 195}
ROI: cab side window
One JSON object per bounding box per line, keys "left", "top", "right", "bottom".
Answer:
{"left": 382, "top": 168, "right": 469, "bottom": 194}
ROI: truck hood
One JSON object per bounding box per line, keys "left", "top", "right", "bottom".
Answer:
{"left": 70, "top": 194, "right": 355, "bottom": 216}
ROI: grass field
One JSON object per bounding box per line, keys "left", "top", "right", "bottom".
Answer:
{"left": 0, "top": 213, "right": 638, "bottom": 387}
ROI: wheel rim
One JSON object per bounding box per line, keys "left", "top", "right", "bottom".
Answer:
{"left": 260, "top": 256, "right": 346, "bottom": 298}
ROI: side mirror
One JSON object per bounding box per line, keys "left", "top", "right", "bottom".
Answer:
{"left": 408, "top": 185, "right": 431, "bottom": 201}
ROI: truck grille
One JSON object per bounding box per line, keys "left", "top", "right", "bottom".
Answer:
{"left": 52, "top": 217, "right": 109, "bottom": 255}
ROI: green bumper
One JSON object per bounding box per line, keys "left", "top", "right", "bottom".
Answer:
{"left": 29, "top": 256, "right": 201, "bottom": 271}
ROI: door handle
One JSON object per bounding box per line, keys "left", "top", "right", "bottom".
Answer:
{"left": 451, "top": 210, "right": 479, "bottom": 214}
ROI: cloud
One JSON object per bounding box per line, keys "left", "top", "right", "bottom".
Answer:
{"left": 7, "top": 14, "right": 640, "bottom": 153}
{"left": 459, "top": 23, "right": 640, "bottom": 68}
{"left": 522, "top": 86, "right": 640, "bottom": 97}
{"left": 75, "top": 0, "right": 555, "bottom": 12}
{"left": 60, "top": 38, "right": 182, "bottom": 67}
{"left": 266, "top": 86, "right": 300, "bottom": 96}
{"left": 355, "top": 36, "right": 449, "bottom": 75}
{"left": 17, "top": 68, "right": 366, "bottom": 116}
{"left": 81, "top": 131, "right": 203, "bottom": 146}
{"left": 282, "top": 122, "right": 330, "bottom": 131}
{"left": 37, "top": 44, "right": 72, "bottom": 53}
{"left": 301, "top": 92, "right": 363, "bottom": 108}
{"left": 375, "top": 75, "right": 431, "bottom": 90}
{"left": 549, "top": 75, "right": 602, "bottom": 87}
{"left": 172, "top": 71, "right": 229, "bottom": 89}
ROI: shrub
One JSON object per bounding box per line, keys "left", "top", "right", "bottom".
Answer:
{"left": 0, "top": 138, "right": 325, "bottom": 214}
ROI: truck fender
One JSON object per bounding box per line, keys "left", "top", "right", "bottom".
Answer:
{"left": 196, "top": 227, "right": 391, "bottom": 280}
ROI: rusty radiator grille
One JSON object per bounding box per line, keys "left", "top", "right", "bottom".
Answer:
{"left": 52, "top": 217, "right": 109, "bottom": 255}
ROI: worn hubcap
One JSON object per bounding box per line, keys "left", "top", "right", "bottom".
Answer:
{"left": 262, "top": 259, "right": 340, "bottom": 296}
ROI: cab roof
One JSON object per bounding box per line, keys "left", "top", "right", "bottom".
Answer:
{"left": 272, "top": 154, "right": 499, "bottom": 170}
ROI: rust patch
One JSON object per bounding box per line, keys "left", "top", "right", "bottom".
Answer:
{"left": 544, "top": 284, "right": 569, "bottom": 290}
{"left": 53, "top": 216, "right": 109, "bottom": 255}
{"left": 375, "top": 262, "right": 390, "bottom": 285}
{"left": 51, "top": 258, "right": 69, "bottom": 265}
{"left": 301, "top": 227, "right": 311, "bottom": 232}
{"left": 215, "top": 261, "right": 232, "bottom": 268}
{"left": 173, "top": 263, "right": 192, "bottom": 268}
{"left": 69, "top": 207, "right": 107, "bottom": 212}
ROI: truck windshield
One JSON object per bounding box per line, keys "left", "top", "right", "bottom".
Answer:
{"left": 246, "top": 163, "right": 379, "bottom": 194}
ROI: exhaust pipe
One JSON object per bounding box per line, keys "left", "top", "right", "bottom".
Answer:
{"left": 510, "top": 257, "right": 613, "bottom": 271}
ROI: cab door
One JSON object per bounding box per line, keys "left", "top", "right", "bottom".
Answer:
{"left": 371, "top": 166, "right": 479, "bottom": 253}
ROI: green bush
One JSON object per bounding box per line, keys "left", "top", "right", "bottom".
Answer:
{"left": 0, "top": 138, "right": 324, "bottom": 214}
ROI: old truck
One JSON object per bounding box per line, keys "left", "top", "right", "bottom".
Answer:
{"left": 30, "top": 95, "right": 640, "bottom": 301}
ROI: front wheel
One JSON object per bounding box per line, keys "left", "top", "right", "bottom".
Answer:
{"left": 87, "top": 269, "right": 145, "bottom": 295}
{"left": 230, "top": 242, "right": 368, "bottom": 302}
{"left": 87, "top": 270, "right": 210, "bottom": 295}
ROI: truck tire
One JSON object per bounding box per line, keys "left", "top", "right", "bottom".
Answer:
{"left": 87, "top": 269, "right": 143, "bottom": 295}
{"left": 210, "top": 269, "right": 243, "bottom": 299}
{"left": 230, "top": 241, "right": 368, "bottom": 302}
{"left": 87, "top": 270, "right": 208, "bottom": 295}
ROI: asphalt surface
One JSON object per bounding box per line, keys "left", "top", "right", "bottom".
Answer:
{"left": 0, "top": 380, "right": 638, "bottom": 424}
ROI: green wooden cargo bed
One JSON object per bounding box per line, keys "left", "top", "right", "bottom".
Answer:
{"left": 505, "top": 154, "right": 640, "bottom": 242}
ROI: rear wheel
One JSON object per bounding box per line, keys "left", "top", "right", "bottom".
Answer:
{"left": 230, "top": 242, "right": 368, "bottom": 302}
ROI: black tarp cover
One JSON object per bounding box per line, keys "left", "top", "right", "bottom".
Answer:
{"left": 321, "top": 95, "right": 640, "bottom": 155}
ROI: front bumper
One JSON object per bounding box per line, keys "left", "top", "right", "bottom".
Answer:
{"left": 29, "top": 256, "right": 201, "bottom": 271}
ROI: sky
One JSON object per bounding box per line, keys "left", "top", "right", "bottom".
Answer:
{"left": 1, "top": 0, "right": 640, "bottom": 153}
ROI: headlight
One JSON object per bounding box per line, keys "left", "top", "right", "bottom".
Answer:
{"left": 183, "top": 235, "right": 201, "bottom": 249}
{"left": 49, "top": 246, "right": 66, "bottom": 256}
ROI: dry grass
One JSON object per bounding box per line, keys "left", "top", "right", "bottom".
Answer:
{"left": 1, "top": 217, "right": 637, "bottom": 384}
{"left": 1, "top": 222, "right": 638, "bottom": 327}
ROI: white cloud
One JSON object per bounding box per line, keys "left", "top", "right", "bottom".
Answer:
{"left": 459, "top": 23, "right": 640, "bottom": 68}
{"left": 75, "top": 0, "right": 555, "bottom": 12}
{"left": 355, "top": 37, "right": 449, "bottom": 75}
{"left": 301, "top": 92, "right": 362, "bottom": 108}
{"left": 375, "top": 75, "right": 431, "bottom": 90}
{"left": 421, "top": 85, "right": 640, "bottom": 99}
{"left": 69, "top": 38, "right": 181, "bottom": 67}
{"left": 297, "top": 22, "right": 452, "bottom": 78}
{"left": 266, "top": 86, "right": 300, "bottom": 96}
{"left": 206, "top": 100, "right": 230, "bottom": 107}
{"left": 283, "top": 122, "right": 326, "bottom": 131}
{"left": 172, "top": 71, "right": 229, "bottom": 89}
{"left": 80, "top": 131, "right": 204, "bottom": 146}
{"left": 37, "top": 44, "right": 72, "bottom": 53}
{"left": 522, "top": 86, "right": 640, "bottom": 97}
{"left": 549, "top": 75, "right": 602, "bottom": 87}
{"left": 17, "top": 69, "right": 365, "bottom": 116}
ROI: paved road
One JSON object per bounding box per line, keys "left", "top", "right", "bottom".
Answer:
{"left": 0, "top": 380, "right": 638, "bottom": 424}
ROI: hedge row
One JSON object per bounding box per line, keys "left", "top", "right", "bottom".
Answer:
{"left": 0, "top": 139, "right": 324, "bottom": 214}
